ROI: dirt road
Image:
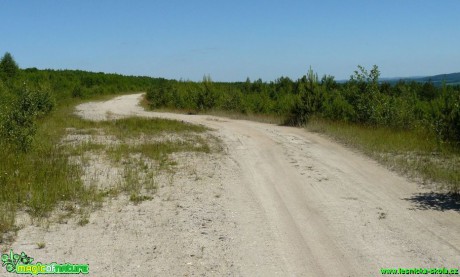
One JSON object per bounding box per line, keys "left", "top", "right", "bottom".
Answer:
{"left": 12, "top": 93, "right": 460, "bottom": 276}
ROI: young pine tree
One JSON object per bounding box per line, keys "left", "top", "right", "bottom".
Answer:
{"left": 0, "top": 52, "right": 20, "bottom": 80}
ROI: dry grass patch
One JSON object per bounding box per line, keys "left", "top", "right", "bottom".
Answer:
{"left": 307, "top": 117, "right": 460, "bottom": 193}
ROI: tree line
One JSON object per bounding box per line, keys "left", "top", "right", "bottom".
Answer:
{"left": 146, "top": 66, "right": 460, "bottom": 146}
{"left": 0, "top": 52, "right": 165, "bottom": 151}
{"left": 1, "top": 51, "right": 459, "bottom": 149}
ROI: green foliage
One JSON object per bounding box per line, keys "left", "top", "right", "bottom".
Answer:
{"left": 347, "top": 65, "right": 382, "bottom": 124}
{"left": 420, "top": 82, "right": 437, "bottom": 100}
{"left": 71, "top": 85, "right": 84, "bottom": 98}
{"left": 197, "top": 75, "right": 219, "bottom": 111}
{"left": 11, "top": 67, "right": 152, "bottom": 157}
{"left": 0, "top": 52, "right": 19, "bottom": 80}
{"left": 143, "top": 64, "right": 460, "bottom": 148}
{"left": 221, "top": 89, "right": 244, "bottom": 112}
{"left": 322, "top": 90, "right": 356, "bottom": 121}
{"left": 147, "top": 85, "right": 174, "bottom": 109}
{"left": 285, "top": 67, "right": 324, "bottom": 126}
{"left": 0, "top": 88, "right": 55, "bottom": 151}
{"left": 0, "top": 104, "right": 87, "bottom": 227}
{"left": 430, "top": 84, "right": 460, "bottom": 144}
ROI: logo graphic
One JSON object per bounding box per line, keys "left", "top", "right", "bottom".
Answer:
{"left": 1, "top": 250, "right": 89, "bottom": 275}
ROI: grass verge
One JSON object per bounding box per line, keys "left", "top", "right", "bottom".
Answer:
{"left": 306, "top": 117, "right": 460, "bottom": 193}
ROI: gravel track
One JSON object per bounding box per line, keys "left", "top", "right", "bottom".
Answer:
{"left": 11, "top": 93, "right": 460, "bottom": 276}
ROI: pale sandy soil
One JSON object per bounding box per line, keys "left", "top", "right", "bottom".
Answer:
{"left": 9, "top": 93, "right": 460, "bottom": 276}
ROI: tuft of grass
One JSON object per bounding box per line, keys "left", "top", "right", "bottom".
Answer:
{"left": 120, "top": 163, "right": 143, "bottom": 194}
{"left": 77, "top": 216, "right": 89, "bottom": 226}
{"left": 0, "top": 202, "right": 16, "bottom": 240}
{"left": 307, "top": 117, "right": 460, "bottom": 193}
{"left": 129, "top": 193, "right": 153, "bottom": 205}
{"left": 36, "top": 242, "right": 46, "bottom": 249}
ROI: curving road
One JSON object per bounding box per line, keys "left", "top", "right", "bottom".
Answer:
{"left": 72, "top": 93, "right": 460, "bottom": 276}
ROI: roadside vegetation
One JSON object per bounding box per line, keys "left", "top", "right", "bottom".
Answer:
{"left": 307, "top": 118, "right": 459, "bottom": 191}
{"left": 0, "top": 52, "right": 215, "bottom": 244}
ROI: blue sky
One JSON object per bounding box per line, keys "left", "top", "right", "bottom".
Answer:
{"left": 1, "top": 0, "right": 459, "bottom": 81}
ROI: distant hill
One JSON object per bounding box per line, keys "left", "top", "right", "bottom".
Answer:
{"left": 381, "top": 72, "right": 460, "bottom": 86}
{"left": 414, "top": 72, "right": 460, "bottom": 86}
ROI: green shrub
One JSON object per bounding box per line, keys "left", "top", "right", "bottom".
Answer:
{"left": 221, "top": 89, "right": 243, "bottom": 112}
{"left": 0, "top": 88, "right": 55, "bottom": 151}
{"left": 71, "top": 86, "right": 84, "bottom": 98}
{"left": 285, "top": 68, "right": 323, "bottom": 126}
{"left": 322, "top": 91, "right": 356, "bottom": 121}
{"left": 430, "top": 86, "right": 460, "bottom": 144}
{"left": 196, "top": 76, "right": 219, "bottom": 111}
{"left": 0, "top": 52, "right": 19, "bottom": 80}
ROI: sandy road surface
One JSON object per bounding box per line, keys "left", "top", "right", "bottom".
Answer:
{"left": 11, "top": 93, "right": 460, "bottom": 276}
